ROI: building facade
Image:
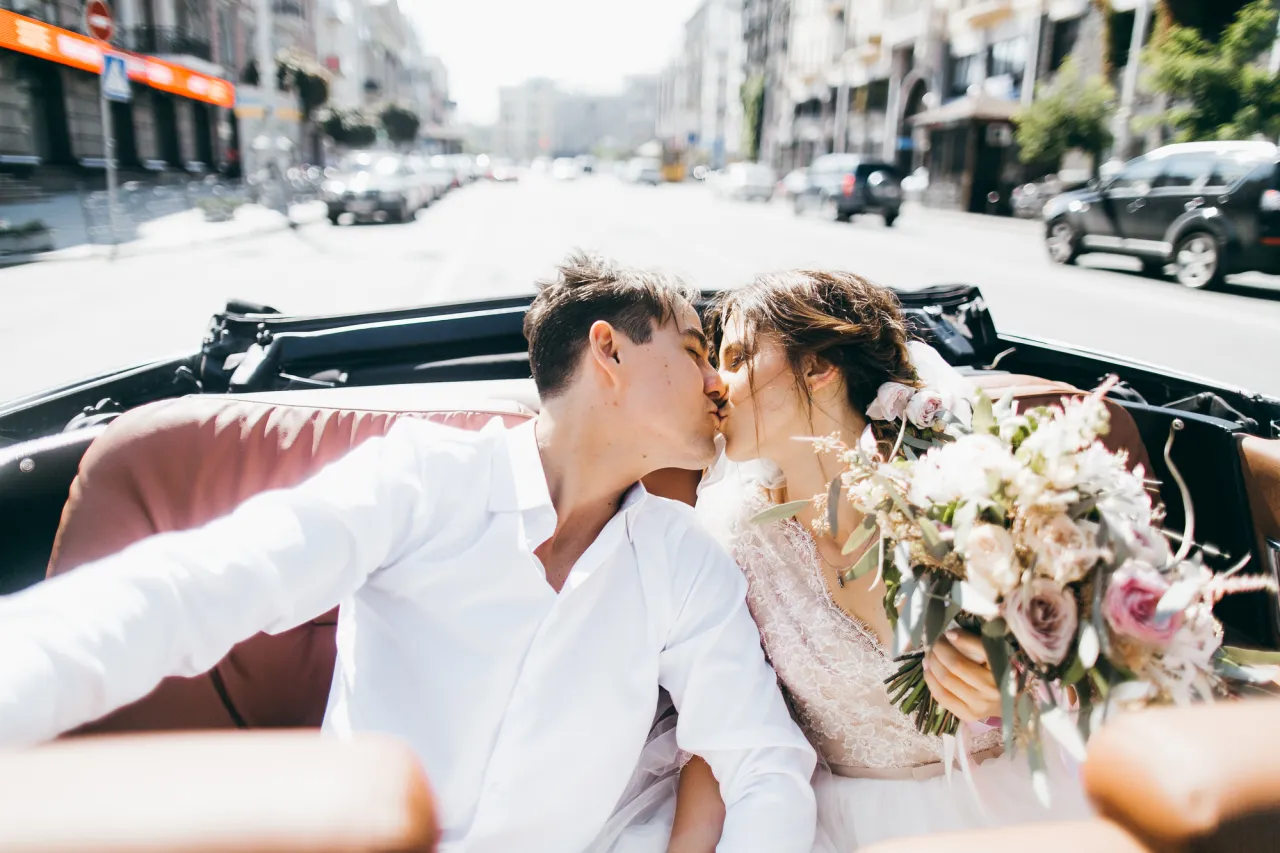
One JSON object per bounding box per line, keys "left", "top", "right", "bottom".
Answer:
{"left": 655, "top": 0, "right": 744, "bottom": 169}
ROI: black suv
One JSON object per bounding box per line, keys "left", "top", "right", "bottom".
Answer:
{"left": 792, "top": 154, "right": 903, "bottom": 226}
{"left": 1042, "top": 141, "right": 1280, "bottom": 289}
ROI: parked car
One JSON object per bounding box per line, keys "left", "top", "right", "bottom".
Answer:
{"left": 551, "top": 158, "right": 579, "bottom": 180}
{"left": 626, "top": 157, "right": 662, "bottom": 185}
{"left": 486, "top": 157, "right": 521, "bottom": 182}
{"left": 715, "top": 162, "right": 776, "bottom": 202}
{"left": 1042, "top": 141, "right": 1280, "bottom": 289}
{"left": 321, "top": 152, "right": 427, "bottom": 224}
{"left": 777, "top": 168, "right": 809, "bottom": 199}
{"left": 792, "top": 154, "right": 903, "bottom": 226}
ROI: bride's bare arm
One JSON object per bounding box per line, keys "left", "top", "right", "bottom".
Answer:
{"left": 666, "top": 756, "right": 726, "bottom": 853}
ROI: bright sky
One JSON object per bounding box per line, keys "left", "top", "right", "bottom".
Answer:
{"left": 403, "top": 0, "right": 704, "bottom": 125}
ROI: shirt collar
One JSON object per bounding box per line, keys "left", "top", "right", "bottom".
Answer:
{"left": 488, "top": 418, "right": 649, "bottom": 542}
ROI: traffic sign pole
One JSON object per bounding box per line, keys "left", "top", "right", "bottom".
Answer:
{"left": 100, "top": 73, "right": 118, "bottom": 250}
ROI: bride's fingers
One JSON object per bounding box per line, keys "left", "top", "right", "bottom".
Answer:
{"left": 923, "top": 667, "right": 978, "bottom": 722}
{"left": 929, "top": 637, "right": 999, "bottom": 699}
{"left": 945, "top": 630, "right": 988, "bottom": 665}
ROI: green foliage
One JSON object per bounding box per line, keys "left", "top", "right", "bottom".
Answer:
{"left": 1145, "top": 0, "right": 1280, "bottom": 141}
{"left": 319, "top": 107, "right": 379, "bottom": 149}
{"left": 740, "top": 73, "right": 765, "bottom": 162}
{"left": 1013, "top": 57, "right": 1117, "bottom": 171}
{"left": 379, "top": 103, "right": 422, "bottom": 146}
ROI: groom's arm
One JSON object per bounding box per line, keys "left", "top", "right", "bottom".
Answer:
{"left": 0, "top": 419, "right": 459, "bottom": 747}
{"left": 658, "top": 524, "right": 817, "bottom": 853}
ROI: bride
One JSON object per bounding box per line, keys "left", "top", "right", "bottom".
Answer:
{"left": 591, "top": 270, "right": 1092, "bottom": 852}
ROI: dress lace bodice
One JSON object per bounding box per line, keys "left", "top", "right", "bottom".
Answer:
{"left": 730, "top": 490, "right": 1002, "bottom": 772}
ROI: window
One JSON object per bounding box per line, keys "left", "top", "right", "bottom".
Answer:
{"left": 1155, "top": 153, "right": 1217, "bottom": 189}
{"left": 947, "top": 52, "right": 982, "bottom": 99}
{"left": 1109, "top": 157, "right": 1162, "bottom": 193}
{"left": 1211, "top": 152, "right": 1274, "bottom": 187}
{"left": 1050, "top": 16, "right": 1081, "bottom": 71}
{"left": 987, "top": 37, "right": 1026, "bottom": 95}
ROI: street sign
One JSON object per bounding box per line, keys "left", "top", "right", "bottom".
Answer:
{"left": 84, "top": 0, "right": 113, "bottom": 41}
{"left": 101, "top": 52, "right": 130, "bottom": 103}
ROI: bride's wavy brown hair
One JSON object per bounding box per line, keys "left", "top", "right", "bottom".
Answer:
{"left": 705, "top": 270, "right": 920, "bottom": 452}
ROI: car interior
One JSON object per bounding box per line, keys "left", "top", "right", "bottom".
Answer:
{"left": 0, "top": 287, "right": 1278, "bottom": 851}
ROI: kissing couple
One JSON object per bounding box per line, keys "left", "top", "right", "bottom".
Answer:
{"left": 0, "top": 251, "right": 1090, "bottom": 852}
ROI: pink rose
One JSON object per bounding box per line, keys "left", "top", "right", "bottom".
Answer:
{"left": 1003, "top": 578, "right": 1078, "bottom": 666}
{"left": 1103, "top": 560, "right": 1183, "bottom": 648}
{"left": 866, "top": 382, "right": 914, "bottom": 422}
{"left": 905, "top": 389, "right": 946, "bottom": 429}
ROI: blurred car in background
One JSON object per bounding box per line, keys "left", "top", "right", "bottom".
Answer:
{"left": 1042, "top": 140, "right": 1280, "bottom": 289}
{"left": 486, "top": 158, "right": 522, "bottom": 182}
{"left": 551, "top": 158, "right": 580, "bottom": 180}
{"left": 792, "top": 154, "right": 903, "bottom": 226}
{"left": 901, "top": 167, "right": 929, "bottom": 203}
{"left": 776, "top": 168, "right": 809, "bottom": 200}
{"left": 574, "top": 155, "right": 597, "bottom": 174}
{"left": 626, "top": 157, "right": 662, "bottom": 185}
{"left": 714, "top": 162, "right": 776, "bottom": 202}
{"left": 1011, "top": 174, "right": 1088, "bottom": 219}
{"left": 321, "top": 152, "right": 428, "bottom": 225}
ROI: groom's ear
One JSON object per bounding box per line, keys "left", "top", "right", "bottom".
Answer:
{"left": 805, "top": 356, "right": 840, "bottom": 392}
{"left": 587, "top": 320, "right": 624, "bottom": 382}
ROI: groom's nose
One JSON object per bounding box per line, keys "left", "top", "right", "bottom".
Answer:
{"left": 702, "top": 363, "right": 727, "bottom": 407}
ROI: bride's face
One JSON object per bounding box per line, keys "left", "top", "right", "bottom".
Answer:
{"left": 716, "top": 312, "right": 808, "bottom": 463}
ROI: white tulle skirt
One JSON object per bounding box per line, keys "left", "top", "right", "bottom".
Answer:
{"left": 585, "top": 727, "right": 1093, "bottom": 853}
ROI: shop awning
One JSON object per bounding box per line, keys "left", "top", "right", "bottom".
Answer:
{"left": 0, "top": 8, "right": 234, "bottom": 109}
{"left": 909, "top": 93, "right": 1018, "bottom": 128}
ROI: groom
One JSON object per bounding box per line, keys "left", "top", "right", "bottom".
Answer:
{"left": 0, "top": 251, "right": 817, "bottom": 853}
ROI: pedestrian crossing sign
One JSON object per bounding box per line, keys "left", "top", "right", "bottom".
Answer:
{"left": 101, "top": 53, "right": 130, "bottom": 103}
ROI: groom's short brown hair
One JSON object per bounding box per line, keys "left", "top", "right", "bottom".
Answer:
{"left": 524, "top": 250, "right": 697, "bottom": 398}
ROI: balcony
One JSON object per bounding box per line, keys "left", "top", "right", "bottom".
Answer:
{"left": 122, "top": 25, "right": 213, "bottom": 62}
{"left": 955, "top": 0, "right": 1014, "bottom": 29}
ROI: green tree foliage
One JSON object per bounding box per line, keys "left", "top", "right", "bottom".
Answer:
{"left": 1145, "top": 0, "right": 1280, "bottom": 141}
{"left": 319, "top": 107, "right": 379, "bottom": 149}
{"left": 379, "top": 103, "right": 422, "bottom": 146}
{"left": 1013, "top": 57, "right": 1116, "bottom": 173}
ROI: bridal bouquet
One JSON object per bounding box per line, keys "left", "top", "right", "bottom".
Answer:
{"left": 771, "top": 374, "right": 1276, "bottom": 790}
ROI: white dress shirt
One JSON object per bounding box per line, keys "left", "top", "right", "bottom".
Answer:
{"left": 0, "top": 417, "right": 816, "bottom": 853}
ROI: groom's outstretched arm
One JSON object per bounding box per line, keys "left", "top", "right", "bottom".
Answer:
{"left": 658, "top": 524, "right": 817, "bottom": 853}
{"left": 0, "top": 419, "right": 458, "bottom": 747}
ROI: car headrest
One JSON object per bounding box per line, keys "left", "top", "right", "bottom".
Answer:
{"left": 46, "top": 392, "right": 536, "bottom": 734}
{"left": 0, "top": 731, "right": 439, "bottom": 853}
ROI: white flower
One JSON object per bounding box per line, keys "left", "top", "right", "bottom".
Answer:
{"left": 909, "top": 434, "right": 1020, "bottom": 507}
{"left": 866, "top": 382, "right": 914, "bottom": 422}
{"left": 905, "top": 388, "right": 947, "bottom": 428}
{"left": 963, "top": 524, "right": 1021, "bottom": 600}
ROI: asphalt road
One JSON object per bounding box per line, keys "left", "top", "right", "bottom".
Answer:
{"left": 2, "top": 173, "right": 1279, "bottom": 405}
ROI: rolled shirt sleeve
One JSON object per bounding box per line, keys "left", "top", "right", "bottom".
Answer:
{"left": 0, "top": 418, "right": 455, "bottom": 748}
{"left": 658, "top": 524, "right": 817, "bottom": 853}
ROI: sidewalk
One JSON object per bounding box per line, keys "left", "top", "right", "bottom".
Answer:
{"left": 0, "top": 195, "right": 327, "bottom": 266}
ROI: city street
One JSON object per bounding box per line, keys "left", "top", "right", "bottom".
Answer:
{"left": 2, "top": 172, "right": 1279, "bottom": 404}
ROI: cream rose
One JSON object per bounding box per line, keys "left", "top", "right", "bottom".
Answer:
{"left": 1022, "top": 511, "right": 1104, "bottom": 585}
{"left": 963, "top": 523, "right": 1020, "bottom": 601}
{"left": 905, "top": 389, "right": 947, "bottom": 429}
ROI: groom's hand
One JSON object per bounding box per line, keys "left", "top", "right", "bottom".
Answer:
{"left": 922, "top": 630, "right": 1001, "bottom": 723}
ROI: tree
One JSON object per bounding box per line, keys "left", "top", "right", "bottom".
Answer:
{"left": 1013, "top": 57, "right": 1116, "bottom": 176}
{"left": 319, "top": 107, "right": 378, "bottom": 149}
{"left": 380, "top": 104, "right": 421, "bottom": 147}
{"left": 740, "top": 74, "right": 765, "bottom": 162}
{"left": 1144, "top": 0, "right": 1280, "bottom": 141}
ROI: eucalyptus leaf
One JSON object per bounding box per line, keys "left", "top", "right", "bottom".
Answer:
{"left": 1000, "top": 668, "right": 1016, "bottom": 753}
{"left": 1221, "top": 646, "right": 1280, "bottom": 667}
{"left": 893, "top": 573, "right": 919, "bottom": 657}
{"left": 1077, "top": 688, "right": 1093, "bottom": 742}
{"left": 1040, "top": 705, "right": 1087, "bottom": 762}
{"left": 1214, "top": 656, "right": 1278, "bottom": 685}
{"left": 903, "top": 444, "right": 918, "bottom": 462}
{"left": 1028, "top": 738, "right": 1052, "bottom": 808}
{"left": 1078, "top": 622, "right": 1100, "bottom": 670}
{"left": 1156, "top": 580, "right": 1200, "bottom": 621}
{"left": 748, "top": 499, "right": 811, "bottom": 526}
{"left": 923, "top": 593, "right": 949, "bottom": 648}
{"left": 827, "top": 476, "right": 842, "bottom": 539}
{"left": 972, "top": 391, "right": 995, "bottom": 434}
{"left": 841, "top": 539, "right": 881, "bottom": 585}
{"left": 981, "top": 617, "right": 1008, "bottom": 638}
{"left": 1062, "top": 653, "right": 1087, "bottom": 687}
{"left": 902, "top": 435, "right": 936, "bottom": 451}
{"left": 942, "top": 599, "right": 963, "bottom": 634}
{"left": 842, "top": 516, "right": 877, "bottom": 555}
{"left": 916, "top": 515, "right": 951, "bottom": 560}
{"left": 1090, "top": 567, "right": 1114, "bottom": 660}
{"left": 909, "top": 584, "right": 929, "bottom": 650}
{"left": 982, "top": 634, "right": 1011, "bottom": 696}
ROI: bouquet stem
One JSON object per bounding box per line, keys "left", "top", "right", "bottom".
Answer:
{"left": 885, "top": 651, "right": 960, "bottom": 737}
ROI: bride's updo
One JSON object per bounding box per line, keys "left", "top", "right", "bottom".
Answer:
{"left": 706, "top": 270, "right": 919, "bottom": 449}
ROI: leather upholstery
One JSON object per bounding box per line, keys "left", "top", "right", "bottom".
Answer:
{"left": 858, "top": 820, "right": 1152, "bottom": 853}
{"left": 47, "top": 394, "right": 536, "bottom": 734}
{"left": 0, "top": 732, "right": 439, "bottom": 853}
{"left": 1239, "top": 436, "right": 1280, "bottom": 583}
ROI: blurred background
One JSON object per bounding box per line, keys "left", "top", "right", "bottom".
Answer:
{"left": 0, "top": 0, "right": 1278, "bottom": 403}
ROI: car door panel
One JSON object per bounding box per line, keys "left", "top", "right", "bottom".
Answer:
{"left": 1240, "top": 436, "right": 1280, "bottom": 627}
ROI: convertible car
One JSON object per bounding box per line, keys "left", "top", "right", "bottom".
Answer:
{"left": 0, "top": 286, "right": 1278, "bottom": 852}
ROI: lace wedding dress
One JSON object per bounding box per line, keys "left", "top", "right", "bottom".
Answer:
{"left": 586, "top": 479, "right": 1091, "bottom": 853}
